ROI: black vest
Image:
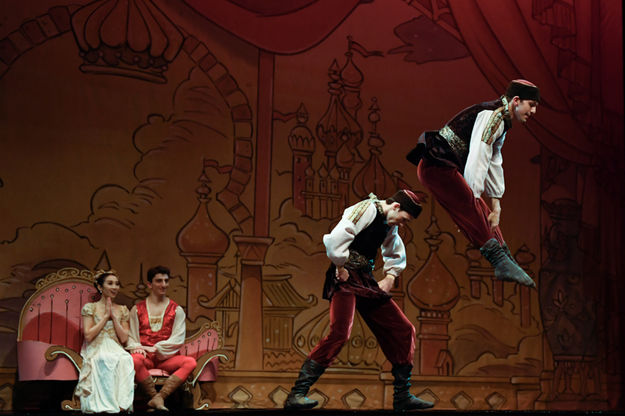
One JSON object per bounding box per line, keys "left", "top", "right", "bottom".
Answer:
{"left": 349, "top": 207, "right": 390, "bottom": 261}
{"left": 407, "top": 98, "right": 511, "bottom": 171}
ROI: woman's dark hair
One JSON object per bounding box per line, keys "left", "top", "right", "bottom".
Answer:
{"left": 94, "top": 271, "right": 117, "bottom": 292}
{"left": 147, "top": 265, "right": 170, "bottom": 283}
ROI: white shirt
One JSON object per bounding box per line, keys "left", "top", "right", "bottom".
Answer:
{"left": 464, "top": 109, "right": 506, "bottom": 198}
{"left": 322, "top": 199, "right": 406, "bottom": 277}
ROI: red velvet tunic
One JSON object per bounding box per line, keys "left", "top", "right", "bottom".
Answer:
{"left": 135, "top": 299, "right": 179, "bottom": 347}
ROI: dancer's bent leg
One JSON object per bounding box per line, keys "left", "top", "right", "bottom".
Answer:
{"left": 418, "top": 160, "right": 534, "bottom": 287}
{"left": 285, "top": 291, "right": 356, "bottom": 409}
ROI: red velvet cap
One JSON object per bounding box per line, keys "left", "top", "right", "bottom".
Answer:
{"left": 389, "top": 190, "right": 423, "bottom": 218}
{"left": 506, "top": 79, "right": 540, "bottom": 102}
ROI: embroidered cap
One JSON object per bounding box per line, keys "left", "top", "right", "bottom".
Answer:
{"left": 506, "top": 79, "right": 540, "bottom": 102}
{"left": 388, "top": 190, "right": 424, "bottom": 219}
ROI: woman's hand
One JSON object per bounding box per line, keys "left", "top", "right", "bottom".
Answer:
{"left": 378, "top": 275, "right": 396, "bottom": 293}
{"left": 103, "top": 297, "right": 113, "bottom": 320}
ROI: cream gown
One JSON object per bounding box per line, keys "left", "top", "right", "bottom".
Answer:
{"left": 74, "top": 302, "right": 135, "bottom": 413}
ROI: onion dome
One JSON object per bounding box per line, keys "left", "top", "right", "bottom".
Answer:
{"left": 340, "top": 51, "right": 364, "bottom": 89}
{"left": 340, "top": 39, "right": 364, "bottom": 119}
{"left": 177, "top": 164, "right": 229, "bottom": 257}
{"left": 288, "top": 103, "right": 315, "bottom": 153}
{"left": 340, "top": 51, "right": 363, "bottom": 119}
{"left": 71, "top": 0, "right": 183, "bottom": 83}
{"left": 293, "top": 304, "right": 385, "bottom": 370}
{"left": 352, "top": 98, "right": 395, "bottom": 199}
{"left": 316, "top": 60, "right": 361, "bottom": 156}
{"left": 407, "top": 216, "right": 460, "bottom": 311}
{"left": 336, "top": 140, "right": 355, "bottom": 169}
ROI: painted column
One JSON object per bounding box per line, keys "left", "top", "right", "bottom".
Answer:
{"left": 233, "top": 235, "right": 273, "bottom": 370}
{"left": 234, "top": 50, "right": 275, "bottom": 370}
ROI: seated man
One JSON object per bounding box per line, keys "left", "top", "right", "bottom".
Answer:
{"left": 127, "top": 265, "right": 196, "bottom": 411}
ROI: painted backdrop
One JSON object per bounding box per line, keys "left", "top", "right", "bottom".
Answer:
{"left": 0, "top": 0, "right": 623, "bottom": 411}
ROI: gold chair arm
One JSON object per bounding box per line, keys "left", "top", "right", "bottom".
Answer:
{"left": 189, "top": 349, "right": 233, "bottom": 386}
{"left": 45, "top": 345, "right": 83, "bottom": 372}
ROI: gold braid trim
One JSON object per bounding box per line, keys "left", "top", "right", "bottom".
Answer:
{"left": 481, "top": 97, "right": 510, "bottom": 145}
{"left": 481, "top": 108, "right": 505, "bottom": 145}
{"left": 348, "top": 195, "right": 377, "bottom": 225}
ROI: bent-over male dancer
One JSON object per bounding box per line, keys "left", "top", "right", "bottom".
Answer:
{"left": 284, "top": 190, "right": 434, "bottom": 411}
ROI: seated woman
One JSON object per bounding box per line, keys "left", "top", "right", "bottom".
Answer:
{"left": 74, "top": 270, "right": 135, "bottom": 413}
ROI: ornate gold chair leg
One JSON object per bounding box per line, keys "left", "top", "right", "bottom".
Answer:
{"left": 191, "top": 382, "right": 213, "bottom": 410}
{"left": 61, "top": 394, "right": 81, "bottom": 411}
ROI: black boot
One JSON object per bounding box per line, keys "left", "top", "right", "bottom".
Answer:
{"left": 284, "top": 358, "right": 326, "bottom": 410}
{"left": 392, "top": 364, "right": 434, "bottom": 411}
{"left": 480, "top": 238, "right": 536, "bottom": 288}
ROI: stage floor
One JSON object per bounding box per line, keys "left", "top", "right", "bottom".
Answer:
{"left": 0, "top": 410, "right": 621, "bottom": 416}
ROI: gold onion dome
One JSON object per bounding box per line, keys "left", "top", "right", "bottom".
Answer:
{"left": 407, "top": 218, "right": 460, "bottom": 311}
{"left": 176, "top": 169, "right": 229, "bottom": 256}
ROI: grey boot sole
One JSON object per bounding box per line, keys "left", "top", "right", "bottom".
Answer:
{"left": 284, "top": 396, "right": 318, "bottom": 410}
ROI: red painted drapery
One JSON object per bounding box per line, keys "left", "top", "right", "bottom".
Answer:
{"left": 448, "top": 0, "right": 622, "bottom": 165}
{"left": 182, "top": 0, "right": 362, "bottom": 54}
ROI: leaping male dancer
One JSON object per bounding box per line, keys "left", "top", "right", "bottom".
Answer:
{"left": 407, "top": 80, "right": 540, "bottom": 288}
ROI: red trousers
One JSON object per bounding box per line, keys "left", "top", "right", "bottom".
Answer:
{"left": 309, "top": 291, "right": 415, "bottom": 367}
{"left": 417, "top": 159, "right": 504, "bottom": 247}
{"left": 132, "top": 353, "right": 196, "bottom": 382}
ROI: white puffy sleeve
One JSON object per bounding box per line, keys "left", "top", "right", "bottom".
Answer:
{"left": 381, "top": 226, "right": 406, "bottom": 277}
{"left": 484, "top": 133, "right": 505, "bottom": 198}
{"left": 464, "top": 109, "right": 506, "bottom": 198}
{"left": 323, "top": 201, "right": 377, "bottom": 267}
{"left": 154, "top": 306, "right": 186, "bottom": 360}
{"left": 125, "top": 305, "right": 142, "bottom": 351}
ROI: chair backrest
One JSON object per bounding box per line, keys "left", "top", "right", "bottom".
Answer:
{"left": 18, "top": 268, "right": 98, "bottom": 347}
{"left": 17, "top": 268, "right": 98, "bottom": 380}
{"left": 181, "top": 321, "right": 223, "bottom": 382}
{"left": 181, "top": 322, "right": 221, "bottom": 358}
